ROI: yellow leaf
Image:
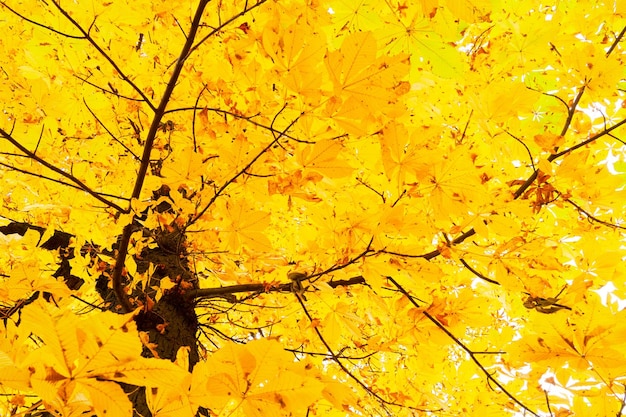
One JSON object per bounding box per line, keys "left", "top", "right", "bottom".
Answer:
{"left": 147, "top": 377, "right": 197, "bottom": 417}
{"left": 161, "top": 145, "right": 207, "bottom": 187}
{"left": 93, "top": 357, "right": 188, "bottom": 388}
{"left": 0, "top": 365, "right": 31, "bottom": 391}
{"left": 326, "top": 32, "right": 377, "bottom": 95}
{"left": 298, "top": 139, "right": 353, "bottom": 178}
{"left": 199, "top": 339, "right": 324, "bottom": 416}
{"left": 534, "top": 132, "right": 564, "bottom": 153}
{"left": 223, "top": 198, "right": 273, "bottom": 252}
{"left": 379, "top": 122, "right": 421, "bottom": 184}
{"left": 80, "top": 379, "right": 132, "bottom": 417}
{"left": 444, "top": 0, "right": 492, "bottom": 22}
{"left": 22, "top": 303, "right": 80, "bottom": 378}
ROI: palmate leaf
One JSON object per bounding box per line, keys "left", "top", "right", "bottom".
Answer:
{"left": 196, "top": 338, "right": 325, "bottom": 417}
{"left": 146, "top": 374, "right": 197, "bottom": 417}
{"left": 444, "top": 0, "right": 492, "bottom": 23}
{"left": 410, "top": 147, "right": 485, "bottom": 220}
{"left": 93, "top": 357, "right": 188, "bottom": 388}
{"left": 415, "top": 36, "right": 466, "bottom": 79}
{"left": 261, "top": 23, "right": 326, "bottom": 98}
{"left": 324, "top": 30, "right": 409, "bottom": 131}
{"left": 21, "top": 302, "right": 81, "bottom": 378}
{"left": 0, "top": 364, "right": 30, "bottom": 391}
{"left": 326, "top": 31, "right": 378, "bottom": 95}
{"left": 379, "top": 122, "right": 423, "bottom": 185}
{"left": 222, "top": 198, "right": 273, "bottom": 252}
{"left": 19, "top": 302, "right": 188, "bottom": 415}
{"left": 511, "top": 294, "right": 626, "bottom": 382}
{"left": 80, "top": 379, "right": 132, "bottom": 417}
{"left": 161, "top": 145, "right": 207, "bottom": 188}
{"left": 297, "top": 139, "right": 354, "bottom": 178}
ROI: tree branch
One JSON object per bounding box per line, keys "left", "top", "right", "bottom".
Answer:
{"left": 74, "top": 74, "right": 148, "bottom": 103}
{"left": 82, "top": 99, "right": 140, "bottom": 160}
{"left": 566, "top": 198, "right": 626, "bottom": 230}
{"left": 459, "top": 259, "right": 500, "bottom": 285}
{"left": 311, "top": 239, "right": 375, "bottom": 282}
{"left": 0, "top": 127, "right": 126, "bottom": 212}
{"left": 0, "top": 160, "right": 128, "bottom": 203}
{"left": 185, "top": 276, "right": 367, "bottom": 301}
{"left": 558, "top": 84, "right": 586, "bottom": 138}
{"left": 110, "top": 0, "right": 211, "bottom": 313}
{"left": 550, "top": 117, "right": 626, "bottom": 161}
{"left": 50, "top": 0, "right": 156, "bottom": 111}
{"left": 0, "top": 1, "right": 84, "bottom": 39}
{"left": 186, "top": 107, "right": 300, "bottom": 228}
{"left": 164, "top": 105, "right": 316, "bottom": 144}
{"left": 294, "top": 287, "right": 439, "bottom": 413}
{"left": 387, "top": 276, "right": 539, "bottom": 417}
{"left": 381, "top": 106, "right": 626, "bottom": 261}
{"left": 606, "top": 25, "right": 626, "bottom": 58}
{"left": 184, "top": 0, "right": 269, "bottom": 61}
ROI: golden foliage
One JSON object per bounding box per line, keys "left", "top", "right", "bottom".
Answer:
{"left": 1, "top": 0, "right": 626, "bottom": 416}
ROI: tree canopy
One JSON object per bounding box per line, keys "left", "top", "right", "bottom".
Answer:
{"left": 1, "top": 0, "right": 626, "bottom": 416}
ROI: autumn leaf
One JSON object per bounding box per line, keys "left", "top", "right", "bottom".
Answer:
{"left": 379, "top": 122, "right": 419, "bottom": 184}
{"left": 2, "top": 0, "right": 626, "bottom": 416}
{"left": 221, "top": 198, "right": 273, "bottom": 252}
{"left": 161, "top": 145, "right": 208, "bottom": 188}
{"left": 324, "top": 31, "right": 410, "bottom": 131}
{"left": 195, "top": 339, "right": 325, "bottom": 417}
{"left": 411, "top": 147, "right": 485, "bottom": 220}
{"left": 297, "top": 139, "right": 354, "bottom": 178}
{"left": 510, "top": 294, "right": 626, "bottom": 381}
{"left": 16, "top": 302, "right": 187, "bottom": 416}
{"left": 534, "top": 132, "right": 564, "bottom": 152}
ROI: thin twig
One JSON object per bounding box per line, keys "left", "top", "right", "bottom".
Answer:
{"left": 544, "top": 390, "right": 554, "bottom": 417}
{"left": 83, "top": 99, "right": 140, "bottom": 160}
{"left": 460, "top": 259, "right": 500, "bottom": 285}
{"left": 0, "top": 1, "right": 84, "bottom": 38}
{"left": 566, "top": 198, "right": 626, "bottom": 230}
{"left": 458, "top": 109, "right": 473, "bottom": 144}
{"left": 558, "top": 84, "right": 586, "bottom": 138}
{"left": 164, "top": 106, "right": 316, "bottom": 144}
{"left": 387, "top": 276, "right": 539, "bottom": 417}
{"left": 381, "top": 228, "right": 477, "bottom": 259}
{"left": 192, "top": 85, "right": 208, "bottom": 152}
{"left": 382, "top": 113, "right": 626, "bottom": 260}
{"left": 184, "top": 0, "right": 269, "bottom": 61}
{"left": 74, "top": 74, "right": 146, "bottom": 103}
{"left": 505, "top": 130, "right": 536, "bottom": 170}
{"left": 551, "top": 117, "right": 626, "bottom": 160}
{"left": 0, "top": 161, "right": 128, "bottom": 202}
{"left": 186, "top": 109, "right": 300, "bottom": 227}
{"left": 0, "top": 127, "right": 126, "bottom": 212}
{"left": 606, "top": 26, "right": 626, "bottom": 58}
{"left": 284, "top": 347, "right": 377, "bottom": 361}
{"left": 294, "top": 289, "right": 438, "bottom": 413}
{"left": 311, "top": 239, "right": 374, "bottom": 282}
{"left": 50, "top": 0, "right": 156, "bottom": 111}
{"left": 186, "top": 273, "right": 367, "bottom": 301}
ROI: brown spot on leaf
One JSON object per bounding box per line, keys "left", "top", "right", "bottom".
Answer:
{"left": 274, "top": 393, "right": 286, "bottom": 408}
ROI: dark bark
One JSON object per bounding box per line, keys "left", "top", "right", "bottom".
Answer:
{"left": 1, "top": 216, "right": 200, "bottom": 417}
